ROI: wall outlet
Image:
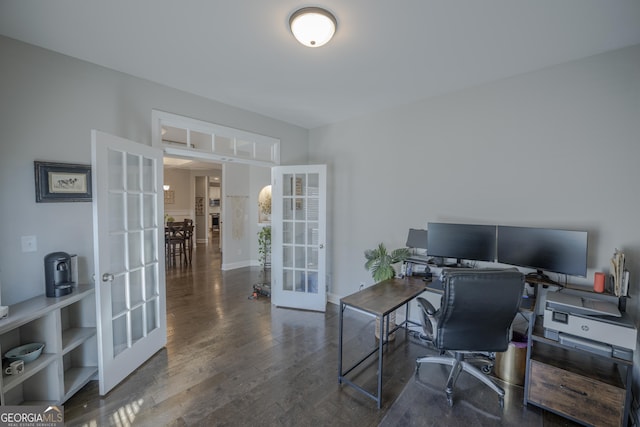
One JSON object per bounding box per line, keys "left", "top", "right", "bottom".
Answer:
{"left": 21, "top": 235, "right": 37, "bottom": 252}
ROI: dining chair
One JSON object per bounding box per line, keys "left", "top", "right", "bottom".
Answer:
{"left": 166, "top": 220, "right": 187, "bottom": 266}
{"left": 183, "top": 219, "right": 194, "bottom": 264}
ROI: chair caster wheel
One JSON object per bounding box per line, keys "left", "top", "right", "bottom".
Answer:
{"left": 481, "top": 364, "right": 492, "bottom": 374}
{"left": 446, "top": 393, "right": 453, "bottom": 407}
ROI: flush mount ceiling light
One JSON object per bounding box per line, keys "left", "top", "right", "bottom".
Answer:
{"left": 289, "top": 7, "right": 337, "bottom": 47}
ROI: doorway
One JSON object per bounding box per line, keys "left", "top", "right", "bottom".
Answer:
{"left": 153, "top": 110, "right": 279, "bottom": 272}
{"left": 163, "top": 157, "right": 222, "bottom": 255}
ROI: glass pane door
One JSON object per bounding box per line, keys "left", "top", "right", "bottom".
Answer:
{"left": 92, "top": 130, "right": 166, "bottom": 395}
{"left": 272, "top": 165, "right": 326, "bottom": 312}
{"left": 107, "top": 150, "right": 161, "bottom": 357}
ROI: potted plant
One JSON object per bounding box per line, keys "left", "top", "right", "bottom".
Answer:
{"left": 258, "top": 225, "right": 271, "bottom": 270}
{"left": 364, "top": 243, "right": 410, "bottom": 282}
{"left": 364, "top": 243, "right": 410, "bottom": 340}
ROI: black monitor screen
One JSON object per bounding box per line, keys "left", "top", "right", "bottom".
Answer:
{"left": 406, "top": 228, "right": 428, "bottom": 249}
{"left": 427, "top": 223, "right": 497, "bottom": 262}
{"left": 497, "top": 226, "right": 588, "bottom": 277}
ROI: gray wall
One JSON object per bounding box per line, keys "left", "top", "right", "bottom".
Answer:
{"left": 0, "top": 36, "right": 308, "bottom": 304}
{"left": 220, "top": 162, "right": 250, "bottom": 269}
{"left": 309, "top": 43, "right": 640, "bottom": 395}
{"left": 310, "top": 43, "right": 640, "bottom": 303}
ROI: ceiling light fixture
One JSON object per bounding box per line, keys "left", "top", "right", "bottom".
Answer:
{"left": 289, "top": 7, "right": 337, "bottom": 48}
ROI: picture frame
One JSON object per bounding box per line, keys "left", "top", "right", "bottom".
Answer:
{"left": 34, "top": 161, "right": 92, "bottom": 202}
{"left": 164, "top": 190, "right": 175, "bottom": 204}
{"left": 195, "top": 196, "right": 204, "bottom": 215}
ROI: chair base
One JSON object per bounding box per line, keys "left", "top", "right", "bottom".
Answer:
{"left": 416, "top": 352, "right": 505, "bottom": 408}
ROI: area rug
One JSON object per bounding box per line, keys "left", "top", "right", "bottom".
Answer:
{"left": 378, "top": 361, "right": 545, "bottom": 427}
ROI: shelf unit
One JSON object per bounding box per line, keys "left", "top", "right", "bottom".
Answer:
{"left": 524, "top": 316, "right": 632, "bottom": 427}
{"left": 403, "top": 255, "right": 433, "bottom": 278}
{"left": 0, "top": 285, "right": 97, "bottom": 406}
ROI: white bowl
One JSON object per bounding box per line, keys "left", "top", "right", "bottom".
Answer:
{"left": 5, "top": 343, "right": 45, "bottom": 363}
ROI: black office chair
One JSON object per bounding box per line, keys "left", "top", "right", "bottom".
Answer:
{"left": 416, "top": 268, "right": 524, "bottom": 407}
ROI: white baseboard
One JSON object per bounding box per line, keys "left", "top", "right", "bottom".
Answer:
{"left": 221, "top": 260, "right": 252, "bottom": 271}
{"left": 327, "top": 292, "right": 340, "bottom": 306}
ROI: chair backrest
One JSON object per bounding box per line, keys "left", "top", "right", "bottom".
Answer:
{"left": 167, "top": 220, "right": 187, "bottom": 238}
{"left": 436, "top": 269, "right": 524, "bottom": 352}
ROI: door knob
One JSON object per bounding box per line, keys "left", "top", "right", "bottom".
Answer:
{"left": 319, "top": 244, "right": 324, "bottom": 249}
{"left": 102, "top": 273, "right": 114, "bottom": 282}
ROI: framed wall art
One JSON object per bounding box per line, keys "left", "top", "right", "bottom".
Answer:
{"left": 34, "top": 161, "right": 92, "bottom": 202}
{"left": 164, "top": 190, "right": 175, "bottom": 204}
{"left": 195, "top": 196, "right": 204, "bottom": 215}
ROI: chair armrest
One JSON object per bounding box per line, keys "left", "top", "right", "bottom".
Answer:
{"left": 416, "top": 297, "right": 438, "bottom": 341}
{"left": 417, "top": 297, "right": 436, "bottom": 315}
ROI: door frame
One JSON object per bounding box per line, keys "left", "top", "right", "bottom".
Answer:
{"left": 151, "top": 110, "right": 280, "bottom": 268}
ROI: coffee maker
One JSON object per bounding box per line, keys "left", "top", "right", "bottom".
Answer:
{"left": 44, "top": 252, "right": 74, "bottom": 297}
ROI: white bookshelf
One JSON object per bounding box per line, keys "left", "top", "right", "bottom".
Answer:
{"left": 0, "top": 285, "right": 97, "bottom": 405}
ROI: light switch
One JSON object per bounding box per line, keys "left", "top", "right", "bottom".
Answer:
{"left": 21, "top": 235, "right": 37, "bottom": 252}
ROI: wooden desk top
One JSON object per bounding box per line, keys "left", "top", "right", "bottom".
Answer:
{"left": 340, "top": 276, "right": 427, "bottom": 317}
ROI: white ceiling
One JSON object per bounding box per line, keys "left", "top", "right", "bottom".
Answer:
{"left": 1, "top": 1, "right": 640, "bottom": 130}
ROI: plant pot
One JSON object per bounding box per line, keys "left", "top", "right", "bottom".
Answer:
{"left": 375, "top": 311, "right": 396, "bottom": 341}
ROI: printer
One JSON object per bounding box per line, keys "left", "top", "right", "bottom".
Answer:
{"left": 543, "top": 290, "right": 637, "bottom": 361}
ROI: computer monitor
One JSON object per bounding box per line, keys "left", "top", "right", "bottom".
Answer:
{"left": 406, "top": 228, "right": 428, "bottom": 249}
{"left": 497, "top": 226, "right": 588, "bottom": 277}
{"left": 426, "top": 222, "right": 497, "bottom": 264}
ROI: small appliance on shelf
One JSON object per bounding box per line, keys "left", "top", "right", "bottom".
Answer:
{"left": 44, "top": 251, "right": 74, "bottom": 297}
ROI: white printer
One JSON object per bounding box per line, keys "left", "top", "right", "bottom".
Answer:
{"left": 543, "top": 290, "right": 637, "bottom": 361}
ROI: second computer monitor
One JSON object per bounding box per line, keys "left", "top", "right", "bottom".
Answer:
{"left": 427, "top": 222, "right": 497, "bottom": 263}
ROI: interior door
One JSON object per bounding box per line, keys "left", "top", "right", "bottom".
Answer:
{"left": 271, "top": 165, "right": 326, "bottom": 312}
{"left": 91, "top": 130, "right": 166, "bottom": 395}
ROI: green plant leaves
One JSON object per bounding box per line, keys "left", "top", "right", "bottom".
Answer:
{"left": 364, "top": 243, "right": 410, "bottom": 282}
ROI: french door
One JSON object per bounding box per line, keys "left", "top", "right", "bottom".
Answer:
{"left": 271, "top": 165, "right": 326, "bottom": 312}
{"left": 91, "top": 130, "right": 167, "bottom": 395}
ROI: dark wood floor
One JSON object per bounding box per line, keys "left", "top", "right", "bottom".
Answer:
{"left": 63, "top": 233, "right": 580, "bottom": 426}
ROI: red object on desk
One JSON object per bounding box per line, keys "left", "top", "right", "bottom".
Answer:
{"left": 593, "top": 272, "right": 605, "bottom": 293}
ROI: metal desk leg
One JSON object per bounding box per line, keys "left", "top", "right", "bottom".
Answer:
{"left": 377, "top": 313, "right": 384, "bottom": 408}
{"left": 338, "top": 302, "right": 345, "bottom": 384}
{"left": 405, "top": 303, "right": 409, "bottom": 336}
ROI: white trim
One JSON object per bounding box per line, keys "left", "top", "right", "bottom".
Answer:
{"left": 163, "top": 146, "right": 276, "bottom": 168}
{"left": 152, "top": 110, "right": 281, "bottom": 167}
{"left": 164, "top": 209, "right": 191, "bottom": 219}
{"left": 327, "top": 292, "right": 340, "bottom": 306}
{"left": 221, "top": 260, "right": 252, "bottom": 271}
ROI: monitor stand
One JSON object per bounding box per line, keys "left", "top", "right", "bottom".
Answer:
{"left": 525, "top": 270, "right": 558, "bottom": 286}
{"left": 445, "top": 258, "right": 468, "bottom": 268}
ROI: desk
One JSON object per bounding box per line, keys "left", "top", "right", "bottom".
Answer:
{"left": 338, "top": 276, "right": 427, "bottom": 408}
